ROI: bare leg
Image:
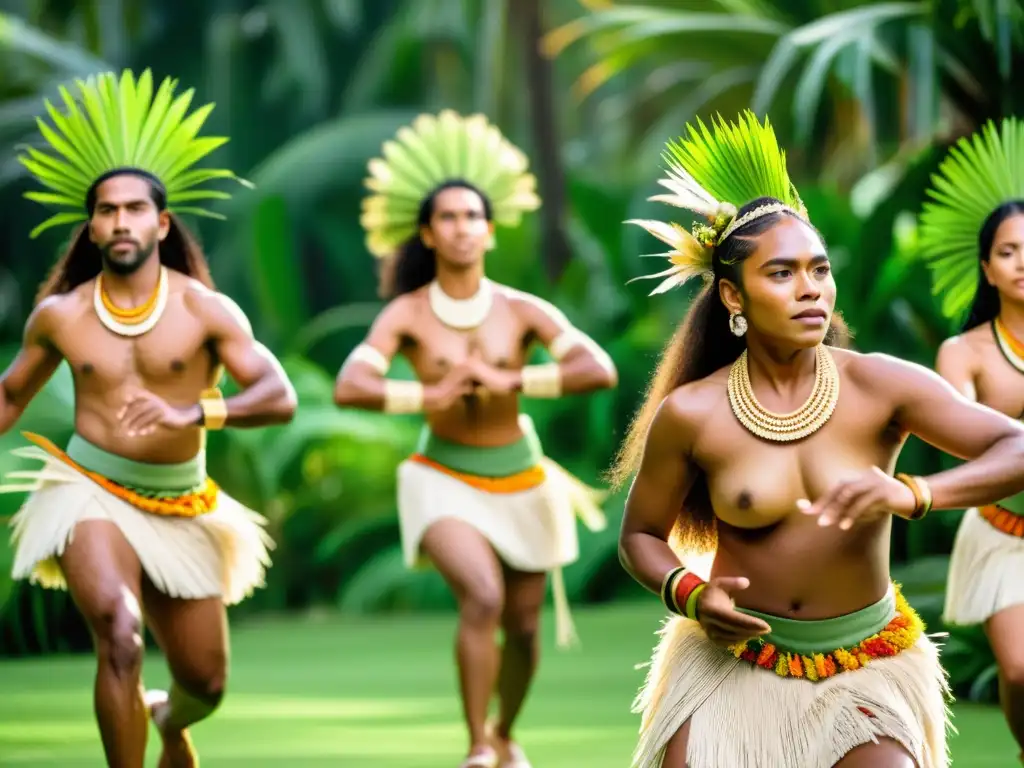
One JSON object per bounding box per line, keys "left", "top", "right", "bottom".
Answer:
{"left": 833, "top": 738, "right": 917, "bottom": 767}
{"left": 661, "top": 720, "right": 691, "bottom": 768}
{"left": 141, "top": 580, "right": 229, "bottom": 768}
{"left": 493, "top": 565, "right": 546, "bottom": 757}
{"left": 59, "top": 520, "right": 147, "bottom": 767}
{"left": 986, "top": 604, "right": 1024, "bottom": 760}
{"left": 421, "top": 519, "right": 505, "bottom": 762}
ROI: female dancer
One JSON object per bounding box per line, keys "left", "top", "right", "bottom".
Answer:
{"left": 920, "top": 117, "right": 1024, "bottom": 764}
{"left": 334, "top": 111, "right": 617, "bottom": 768}
{"left": 611, "top": 111, "right": 1024, "bottom": 768}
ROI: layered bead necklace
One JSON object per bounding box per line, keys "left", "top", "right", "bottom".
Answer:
{"left": 93, "top": 266, "right": 169, "bottom": 337}
{"left": 727, "top": 344, "right": 840, "bottom": 442}
{"left": 993, "top": 317, "right": 1024, "bottom": 374}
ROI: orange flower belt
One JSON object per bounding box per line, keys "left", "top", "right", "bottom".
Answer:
{"left": 727, "top": 590, "right": 924, "bottom": 682}
{"left": 23, "top": 432, "right": 219, "bottom": 518}
{"left": 409, "top": 454, "right": 546, "bottom": 494}
{"left": 979, "top": 504, "right": 1024, "bottom": 538}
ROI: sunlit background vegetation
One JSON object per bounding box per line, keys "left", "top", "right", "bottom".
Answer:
{"left": 1, "top": 0, "right": 1023, "bottom": 764}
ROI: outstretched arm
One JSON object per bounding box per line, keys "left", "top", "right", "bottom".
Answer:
{"left": 887, "top": 355, "right": 1024, "bottom": 509}
{"left": 193, "top": 293, "right": 297, "bottom": 428}
{"left": 0, "top": 301, "right": 65, "bottom": 434}
{"left": 511, "top": 294, "right": 618, "bottom": 398}
{"left": 333, "top": 301, "right": 471, "bottom": 414}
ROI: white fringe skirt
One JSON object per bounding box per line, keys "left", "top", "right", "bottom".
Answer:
{"left": 3, "top": 434, "right": 272, "bottom": 606}
{"left": 631, "top": 590, "right": 950, "bottom": 768}
{"left": 944, "top": 506, "right": 1024, "bottom": 626}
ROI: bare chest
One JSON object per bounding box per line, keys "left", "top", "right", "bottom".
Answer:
{"left": 56, "top": 308, "right": 213, "bottom": 388}
{"left": 695, "top": 388, "right": 903, "bottom": 529}
{"left": 402, "top": 305, "right": 531, "bottom": 381}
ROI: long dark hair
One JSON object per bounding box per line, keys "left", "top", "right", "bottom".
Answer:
{"left": 377, "top": 179, "right": 494, "bottom": 299}
{"left": 35, "top": 213, "right": 215, "bottom": 305}
{"left": 960, "top": 200, "right": 1024, "bottom": 332}
{"left": 609, "top": 196, "right": 851, "bottom": 554}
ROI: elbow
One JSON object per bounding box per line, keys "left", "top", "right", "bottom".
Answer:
{"left": 333, "top": 377, "right": 360, "bottom": 408}
{"left": 273, "top": 382, "right": 298, "bottom": 424}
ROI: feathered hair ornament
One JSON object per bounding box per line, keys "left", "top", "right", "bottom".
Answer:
{"left": 18, "top": 68, "right": 251, "bottom": 239}
{"left": 918, "top": 117, "right": 1024, "bottom": 321}
{"left": 360, "top": 110, "right": 541, "bottom": 258}
{"left": 627, "top": 110, "right": 808, "bottom": 295}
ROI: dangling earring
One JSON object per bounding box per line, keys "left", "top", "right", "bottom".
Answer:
{"left": 729, "top": 311, "right": 748, "bottom": 337}
{"left": 486, "top": 234, "right": 496, "bottom": 251}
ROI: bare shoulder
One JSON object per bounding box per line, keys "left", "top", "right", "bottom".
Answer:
{"left": 838, "top": 347, "right": 943, "bottom": 394}
{"left": 180, "top": 279, "right": 254, "bottom": 337}
{"left": 373, "top": 289, "right": 423, "bottom": 332}
{"left": 499, "top": 284, "right": 571, "bottom": 328}
{"left": 937, "top": 326, "right": 987, "bottom": 365}
{"left": 30, "top": 285, "right": 90, "bottom": 338}
{"left": 661, "top": 370, "right": 729, "bottom": 439}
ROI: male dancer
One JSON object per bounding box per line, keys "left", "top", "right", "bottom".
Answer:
{"left": 336, "top": 110, "right": 616, "bottom": 768}
{"left": 3, "top": 69, "right": 296, "bottom": 768}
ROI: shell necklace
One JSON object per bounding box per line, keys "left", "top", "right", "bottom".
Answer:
{"left": 428, "top": 278, "right": 494, "bottom": 330}
{"left": 93, "top": 266, "right": 169, "bottom": 337}
{"left": 727, "top": 344, "right": 840, "bottom": 442}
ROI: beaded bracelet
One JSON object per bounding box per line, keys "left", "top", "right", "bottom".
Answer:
{"left": 660, "top": 566, "right": 707, "bottom": 621}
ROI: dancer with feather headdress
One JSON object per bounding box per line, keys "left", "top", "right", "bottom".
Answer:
{"left": 922, "top": 117, "right": 1024, "bottom": 765}
{"left": 1, "top": 70, "right": 297, "bottom": 767}
{"left": 334, "top": 110, "right": 617, "bottom": 768}
{"left": 609, "top": 110, "right": 1024, "bottom": 768}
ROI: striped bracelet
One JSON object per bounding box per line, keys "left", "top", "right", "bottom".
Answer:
{"left": 660, "top": 566, "right": 707, "bottom": 620}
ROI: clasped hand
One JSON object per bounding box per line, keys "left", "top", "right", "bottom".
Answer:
{"left": 118, "top": 390, "right": 197, "bottom": 437}
{"left": 797, "top": 466, "right": 917, "bottom": 530}
{"left": 426, "top": 339, "right": 520, "bottom": 411}
{"left": 696, "top": 576, "right": 771, "bottom": 648}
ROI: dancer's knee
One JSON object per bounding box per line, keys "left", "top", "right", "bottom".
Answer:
{"left": 93, "top": 594, "right": 144, "bottom": 679}
{"left": 460, "top": 584, "right": 504, "bottom": 627}
{"left": 502, "top": 607, "right": 540, "bottom": 648}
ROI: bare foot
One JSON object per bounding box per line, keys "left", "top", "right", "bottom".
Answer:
{"left": 144, "top": 690, "right": 199, "bottom": 768}
{"left": 486, "top": 722, "right": 531, "bottom": 768}
{"left": 458, "top": 744, "right": 498, "bottom": 768}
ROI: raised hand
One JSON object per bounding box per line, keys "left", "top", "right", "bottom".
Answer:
{"left": 696, "top": 576, "right": 772, "bottom": 647}
{"left": 797, "top": 466, "right": 917, "bottom": 530}
{"left": 118, "top": 390, "right": 198, "bottom": 437}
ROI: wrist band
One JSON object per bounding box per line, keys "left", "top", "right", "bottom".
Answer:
{"left": 895, "top": 473, "right": 932, "bottom": 520}
{"left": 660, "top": 566, "right": 707, "bottom": 620}
{"left": 199, "top": 388, "right": 227, "bottom": 430}
{"left": 347, "top": 343, "right": 390, "bottom": 375}
{"left": 521, "top": 363, "right": 561, "bottom": 398}
{"left": 383, "top": 380, "right": 424, "bottom": 414}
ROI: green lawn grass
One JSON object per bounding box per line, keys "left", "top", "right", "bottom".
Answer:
{"left": 0, "top": 603, "right": 1016, "bottom": 766}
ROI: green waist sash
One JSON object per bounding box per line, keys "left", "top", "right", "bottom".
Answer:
{"left": 996, "top": 490, "right": 1024, "bottom": 516}
{"left": 66, "top": 433, "right": 206, "bottom": 495}
{"left": 415, "top": 422, "right": 543, "bottom": 478}
{"left": 737, "top": 589, "right": 896, "bottom": 656}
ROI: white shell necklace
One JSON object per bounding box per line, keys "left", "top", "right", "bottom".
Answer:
{"left": 93, "top": 266, "right": 169, "bottom": 337}
{"left": 428, "top": 278, "right": 494, "bottom": 329}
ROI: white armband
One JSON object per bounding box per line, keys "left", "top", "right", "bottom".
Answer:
{"left": 384, "top": 380, "right": 424, "bottom": 413}
{"left": 347, "top": 343, "right": 390, "bottom": 376}
{"left": 521, "top": 363, "right": 562, "bottom": 398}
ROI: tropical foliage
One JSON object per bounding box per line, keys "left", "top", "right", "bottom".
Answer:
{"left": 0, "top": 0, "right": 1020, "bottom": 703}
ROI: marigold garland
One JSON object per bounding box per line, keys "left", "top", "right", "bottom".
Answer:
{"left": 21, "top": 431, "right": 219, "bottom": 518}
{"left": 728, "top": 587, "right": 923, "bottom": 682}
{"left": 979, "top": 504, "right": 1024, "bottom": 538}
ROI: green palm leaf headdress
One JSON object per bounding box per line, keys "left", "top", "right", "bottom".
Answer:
{"left": 627, "top": 110, "right": 808, "bottom": 295}
{"left": 919, "top": 117, "right": 1024, "bottom": 321}
{"left": 360, "top": 110, "right": 541, "bottom": 258}
{"left": 19, "top": 68, "right": 251, "bottom": 239}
